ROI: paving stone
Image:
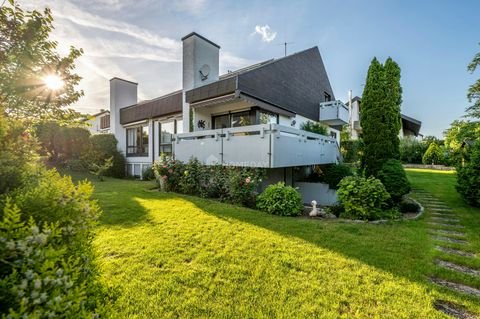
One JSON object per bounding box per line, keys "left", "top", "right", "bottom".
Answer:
{"left": 435, "top": 246, "right": 476, "bottom": 258}
{"left": 435, "top": 259, "right": 480, "bottom": 277}
{"left": 427, "top": 222, "right": 465, "bottom": 229}
{"left": 433, "top": 229, "right": 466, "bottom": 237}
{"left": 431, "top": 217, "right": 460, "bottom": 223}
{"left": 431, "top": 212, "right": 455, "bottom": 217}
{"left": 433, "top": 300, "right": 478, "bottom": 319}
{"left": 430, "top": 277, "right": 480, "bottom": 298}
{"left": 433, "top": 236, "right": 468, "bottom": 244}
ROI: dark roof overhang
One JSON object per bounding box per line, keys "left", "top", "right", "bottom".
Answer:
{"left": 120, "top": 90, "right": 182, "bottom": 124}
{"left": 401, "top": 113, "right": 422, "bottom": 136}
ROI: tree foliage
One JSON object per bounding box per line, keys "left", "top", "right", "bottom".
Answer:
{"left": 456, "top": 141, "right": 480, "bottom": 206}
{"left": 422, "top": 142, "right": 443, "bottom": 165}
{"left": 361, "top": 57, "right": 402, "bottom": 177}
{"left": 0, "top": 0, "right": 83, "bottom": 122}
{"left": 300, "top": 120, "right": 328, "bottom": 136}
{"left": 466, "top": 44, "right": 480, "bottom": 118}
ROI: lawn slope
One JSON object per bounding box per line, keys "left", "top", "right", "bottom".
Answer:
{"left": 78, "top": 170, "right": 480, "bottom": 318}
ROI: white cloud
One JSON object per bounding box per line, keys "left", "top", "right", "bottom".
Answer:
{"left": 253, "top": 25, "right": 277, "bottom": 42}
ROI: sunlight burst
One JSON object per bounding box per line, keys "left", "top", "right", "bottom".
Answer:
{"left": 43, "top": 74, "right": 64, "bottom": 90}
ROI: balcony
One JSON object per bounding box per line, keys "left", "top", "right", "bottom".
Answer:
{"left": 173, "top": 124, "right": 340, "bottom": 168}
{"left": 319, "top": 100, "right": 349, "bottom": 126}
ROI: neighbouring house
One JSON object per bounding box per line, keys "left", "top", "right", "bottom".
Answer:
{"left": 346, "top": 96, "right": 422, "bottom": 140}
{"left": 108, "top": 32, "right": 348, "bottom": 191}
{"left": 86, "top": 109, "right": 110, "bottom": 134}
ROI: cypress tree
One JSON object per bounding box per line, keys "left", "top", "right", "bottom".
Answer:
{"left": 361, "top": 57, "right": 403, "bottom": 177}
{"left": 361, "top": 57, "right": 386, "bottom": 177}
{"left": 383, "top": 58, "right": 402, "bottom": 160}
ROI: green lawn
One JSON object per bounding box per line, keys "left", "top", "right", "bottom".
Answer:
{"left": 75, "top": 169, "right": 480, "bottom": 318}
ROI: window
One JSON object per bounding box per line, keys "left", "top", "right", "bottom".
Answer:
{"left": 330, "top": 131, "right": 337, "bottom": 139}
{"left": 258, "top": 111, "right": 278, "bottom": 124}
{"left": 324, "top": 92, "right": 332, "bottom": 102}
{"left": 212, "top": 109, "right": 275, "bottom": 129}
{"left": 126, "top": 125, "right": 149, "bottom": 156}
{"left": 213, "top": 114, "right": 230, "bottom": 129}
{"left": 159, "top": 121, "right": 175, "bottom": 156}
{"left": 231, "top": 111, "right": 252, "bottom": 127}
{"left": 100, "top": 114, "right": 110, "bottom": 129}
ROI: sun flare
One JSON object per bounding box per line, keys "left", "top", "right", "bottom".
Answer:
{"left": 43, "top": 74, "right": 64, "bottom": 90}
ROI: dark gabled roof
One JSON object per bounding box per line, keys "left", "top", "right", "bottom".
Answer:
{"left": 186, "top": 47, "right": 335, "bottom": 121}
{"left": 120, "top": 90, "right": 182, "bottom": 124}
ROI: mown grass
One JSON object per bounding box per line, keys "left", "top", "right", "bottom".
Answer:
{"left": 406, "top": 169, "right": 480, "bottom": 297}
{"left": 68, "top": 170, "right": 480, "bottom": 318}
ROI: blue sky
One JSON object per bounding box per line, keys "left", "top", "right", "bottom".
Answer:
{"left": 23, "top": 0, "right": 480, "bottom": 137}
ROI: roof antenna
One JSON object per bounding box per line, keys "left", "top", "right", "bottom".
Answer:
{"left": 278, "top": 42, "right": 294, "bottom": 57}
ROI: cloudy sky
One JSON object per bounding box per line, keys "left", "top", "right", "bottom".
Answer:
{"left": 21, "top": 0, "right": 480, "bottom": 137}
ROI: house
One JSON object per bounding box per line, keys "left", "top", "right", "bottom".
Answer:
{"left": 109, "top": 32, "right": 348, "bottom": 184}
{"left": 347, "top": 96, "right": 422, "bottom": 140}
{"left": 85, "top": 109, "right": 110, "bottom": 134}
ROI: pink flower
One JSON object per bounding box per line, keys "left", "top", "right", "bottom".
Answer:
{"left": 168, "top": 169, "right": 173, "bottom": 174}
{"left": 245, "top": 177, "right": 251, "bottom": 184}
{"left": 162, "top": 175, "right": 168, "bottom": 180}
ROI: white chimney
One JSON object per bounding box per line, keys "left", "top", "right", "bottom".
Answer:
{"left": 181, "top": 32, "right": 220, "bottom": 132}
{"left": 109, "top": 77, "right": 138, "bottom": 154}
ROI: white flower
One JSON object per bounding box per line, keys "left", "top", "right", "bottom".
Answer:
{"left": 56, "top": 268, "right": 63, "bottom": 277}
{"left": 6, "top": 240, "right": 15, "bottom": 250}
{"left": 25, "top": 270, "right": 34, "bottom": 280}
{"left": 33, "top": 279, "right": 42, "bottom": 290}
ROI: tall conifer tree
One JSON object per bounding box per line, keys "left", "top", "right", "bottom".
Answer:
{"left": 361, "top": 57, "right": 402, "bottom": 177}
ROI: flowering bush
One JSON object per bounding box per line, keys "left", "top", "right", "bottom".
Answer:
{"left": 152, "top": 157, "right": 265, "bottom": 207}
{"left": 152, "top": 154, "right": 185, "bottom": 192}
{"left": 227, "top": 167, "right": 264, "bottom": 207}
{"left": 0, "top": 168, "right": 106, "bottom": 317}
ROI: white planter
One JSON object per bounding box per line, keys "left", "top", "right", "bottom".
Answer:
{"left": 295, "top": 182, "right": 338, "bottom": 206}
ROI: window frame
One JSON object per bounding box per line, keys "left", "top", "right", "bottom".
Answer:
{"left": 126, "top": 124, "right": 149, "bottom": 157}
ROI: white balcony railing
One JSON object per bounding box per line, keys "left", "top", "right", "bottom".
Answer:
{"left": 174, "top": 124, "right": 340, "bottom": 168}
{"left": 319, "top": 100, "right": 349, "bottom": 126}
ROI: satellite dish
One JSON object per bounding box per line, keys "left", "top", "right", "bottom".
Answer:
{"left": 199, "top": 64, "right": 210, "bottom": 81}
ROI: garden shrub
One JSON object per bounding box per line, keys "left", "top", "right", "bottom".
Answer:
{"left": 142, "top": 166, "right": 156, "bottom": 181}
{"left": 152, "top": 155, "right": 184, "bottom": 192}
{"left": 321, "top": 164, "right": 353, "bottom": 189}
{"left": 341, "top": 139, "right": 364, "bottom": 164}
{"left": 325, "top": 203, "right": 345, "bottom": 217}
{"left": 300, "top": 121, "right": 328, "bottom": 135}
{"left": 0, "top": 168, "right": 105, "bottom": 317}
{"left": 422, "top": 142, "right": 444, "bottom": 165}
{"left": 456, "top": 141, "right": 480, "bottom": 206}
{"left": 337, "top": 176, "right": 391, "bottom": 220}
{"left": 399, "top": 138, "right": 427, "bottom": 164}
{"left": 88, "top": 134, "right": 126, "bottom": 178}
{"left": 399, "top": 198, "right": 421, "bottom": 214}
{"left": 256, "top": 182, "right": 303, "bottom": 216}
{"left": 152, "top": 157, "right": 264, "bottom": 207}
{"left": 227, "top": 167, "right": 264, "bottom": 207}
{"left": 377, "top": 159, "right": 411, "bottom": 202}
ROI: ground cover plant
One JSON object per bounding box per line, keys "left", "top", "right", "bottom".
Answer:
{"left": 66, "top": 168, "right": 480, "bottom": 318}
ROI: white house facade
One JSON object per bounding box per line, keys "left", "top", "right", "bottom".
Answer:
{"left": 347, "top": 96, "right": 422, "bottom": 140}
{"left": 86, "top": 110, "right": 110, "bottom": 134}
{"left": 108, "top": 32, "right": 349, "bottom": 181}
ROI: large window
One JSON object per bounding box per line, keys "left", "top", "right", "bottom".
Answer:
{"left": 212, "top": 109, "right": 275, "bottom": 129}
{"left": 126, "top": 125, "right": 149, "bottom": 156}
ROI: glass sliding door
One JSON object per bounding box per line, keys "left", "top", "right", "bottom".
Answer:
{"left": 159, "top": 120, "right": 175, "bottom": 156}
